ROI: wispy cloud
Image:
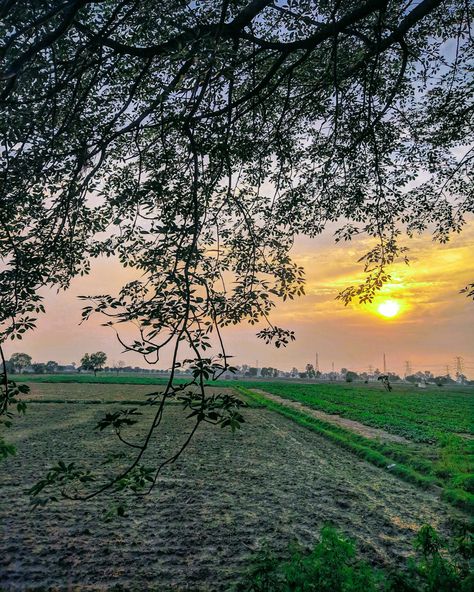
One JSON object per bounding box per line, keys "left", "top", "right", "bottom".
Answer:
{"left": 271, "top": 222, "right": 474, "bottom": 328}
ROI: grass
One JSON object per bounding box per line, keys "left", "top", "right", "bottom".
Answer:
{"left": 24, "top": 398, "right": 183, "bottom": 405}
{"left": 238, "top": 524, "right": 473, "bottom": 592}
{"left": 17, "top": 372, "right": 177, "bottom": 386}
{"left": 237, "top": 386, "right": 474, "bottom": 513}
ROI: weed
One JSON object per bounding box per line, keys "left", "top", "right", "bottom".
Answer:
{"left": 238, "top": 525, "right": 473, "bottom": 592}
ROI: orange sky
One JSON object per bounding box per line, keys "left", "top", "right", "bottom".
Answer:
{"left": 10, "top": 220, "right": 474, "bottom": 378}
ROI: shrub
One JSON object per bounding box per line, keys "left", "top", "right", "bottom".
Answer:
{"left": 238, "top": 526, "right": 381, "bottom": 591}
{"left": 238, "top": 524, "right": 473, "bottom": 592}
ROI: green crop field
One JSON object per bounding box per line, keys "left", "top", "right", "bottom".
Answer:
{"left": 18, "top": 372, "right": 177, "bottom": 386}
{"left": 238, "top": 381, "right": 474, "bottom": 442}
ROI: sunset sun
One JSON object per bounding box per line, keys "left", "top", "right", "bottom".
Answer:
{"left": 377, "top": 299, "right": 401, "bottom": 318}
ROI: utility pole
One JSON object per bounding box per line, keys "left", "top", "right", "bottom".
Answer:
{"left": 383, "top": 353, "right": 387, "bottom": 374}
{"left": 445, "top": 364, "right": 450, "bottom": 378}
{"left": 331, "top": 361, "right": 335, "bottom": 373}
{"left": 315, "top": 352, "right": 319, "bottom": 373}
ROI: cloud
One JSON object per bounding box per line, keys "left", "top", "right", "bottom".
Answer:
{"left": 270, "top": 221, "right": 474, "bottom": 328}
{"left": 10, "top": 220, "right": 474, "bottom": 376}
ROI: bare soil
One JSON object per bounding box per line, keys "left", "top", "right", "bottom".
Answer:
{"left": 0, "top": 402, "right": 464, "bottom": 591}
{"left": 251, "top": 389, "right": 410, "bottom": 444}
{"left": 24, "top": 381, "right": 162, "bottom": 400}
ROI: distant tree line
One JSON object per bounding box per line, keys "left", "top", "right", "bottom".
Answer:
{"left": 6, "top": 353, "right": 61, "bottom": 375}
{"left": 5, "top": 353, "right": 472, "bottom": 385}
{"left": 5, "top": 352, "right": 106, "bottom": 375}
{"left": 4, "top": 351, "right": 195, "bottom": 376}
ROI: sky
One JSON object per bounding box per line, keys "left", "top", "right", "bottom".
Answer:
{"left": 10, "top": 218, "right": 474, "bottom": 379}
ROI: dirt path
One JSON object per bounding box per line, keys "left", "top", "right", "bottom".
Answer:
{"left": 251, "top": 389, "right": 410, "bottom": 444}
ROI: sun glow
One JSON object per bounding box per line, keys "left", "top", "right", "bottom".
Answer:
{"left": 377, "top": 299, "right": 401, "bottom": 318}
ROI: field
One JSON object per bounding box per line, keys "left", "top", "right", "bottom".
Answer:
{"left": 1, "top": 377, "right": 473, "bottom": 590}
{"left": 12, "top": 377, "right": 474, "bottom": 509}
{"left": 238, "top": 381, "right": 474, "bottom": 511}
{"left": 240, "top": 381, "right": 474, "bottom": 442}
{"left": 17, "top": 373, "right": 176, "bottom": 386}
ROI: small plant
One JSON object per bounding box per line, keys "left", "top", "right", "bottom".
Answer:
{"left": 238, "top": 526, "right": 381, "bottom": 591}
{"left": 238, "top": 525, "right": 473, "bottom": 592}
{"left": 390, "top": 524, "right": 474, "bottom": 592}
{"left": 1, "top": 362, "right": 29, "bottom": 460}
{"left": 240, "top": 543, "right": 282, "bottom": 592}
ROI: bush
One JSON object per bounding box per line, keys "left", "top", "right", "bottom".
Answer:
{"left": 238, "top": 524, "right": 473, "bottom": 592}
{"left": 238, "top": 526, "right": 381, "bottom": 591}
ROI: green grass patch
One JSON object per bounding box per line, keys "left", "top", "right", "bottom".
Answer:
{"left": 24, "top": 398, "right": 182, "bottom": 406}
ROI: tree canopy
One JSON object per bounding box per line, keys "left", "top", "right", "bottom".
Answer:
{"left": 8, "top": 352, "right": 32, "bottom": 373}
{"left": 80, "top": 351, "right": 107, "bottom": 375}
{"left": 0, "top": 0, "right": 473, "bottom": 506}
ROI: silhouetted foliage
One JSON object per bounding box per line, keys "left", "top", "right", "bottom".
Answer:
{"left": 0, "top": 0, "right": 472, "bottom": 506}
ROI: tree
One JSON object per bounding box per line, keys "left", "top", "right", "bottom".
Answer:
{"left": 45, "top": 361, "right": 59, "bottom": 374}
{"left": 32, "top": 363, "right": 46, "bottom": 374}
{"left": 79, "top": 354, "right": 92, "bottom": 373}
{"left": 0, "top": 1, "right": 472, "bottom": 507}
{"left": 91, "top": 352, "right": 107, "bottom": 376}
{"left": 345, "top": 371, "right": 359, "bottom": 382}
{"left": 80, "top": 352, "right": 107, "bottom": 376}
{"left": 9, "top": 353, "right": 32, "bottom": 374}
{"left": 3, "top": 359, "right": 14, "bottom": 375}
{"left": 387, "top": 372, "right": 401, "bottom": 382}
{"left": 305, "top": 364, "right": 316, "bottom": 378}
